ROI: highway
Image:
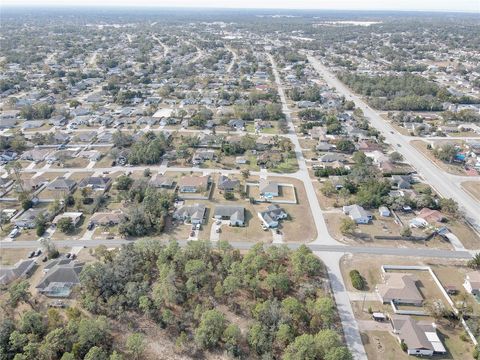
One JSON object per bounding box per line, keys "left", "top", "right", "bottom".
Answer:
{"left": 307, "top": 54, "right": 480, "bottom": 233}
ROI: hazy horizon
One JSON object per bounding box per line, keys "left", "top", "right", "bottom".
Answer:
{"left": 1, "top": 0, "right": 479, "bottom": 13}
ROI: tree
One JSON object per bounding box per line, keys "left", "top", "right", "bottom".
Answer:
{"left": 284, "top": 334, "right": 318, "bottom": 360}
{"left": 241, "top": 169, "right": 250, "bottom": 180}
{"left": 349, "top": 270, "right": 366, "bottom": 290}
{"left": 439, "top": 198, "right": 458, "bottom": 216}
{"left": 224, "top": 191, "right": 234, "bottom": 200}
{"left": 84, "top": 346, "right": 108, "bottom": 360}
{"left": 194, "top": 309, "right": 226, "bottom": 349}
{"left": 223, "top": 324, "right": 241, "bottom": 357}
{"left": 8, "top": 280, "right": 31, "bottom": 307}
{"left": 340, "top": 218, "right": 356, "bottom": 236}
{"left": 321, "top": 181, "right": 336, "bottom": 197}
{"left": 400, "top": 226, "right": 412, "bottom": 237}
{"left": 389, "top": 151, "right": 403, "bottom": 163}
{"left": 336, "top": 140, "right": 355, "bottom": 153}
{"left": 126, "top": 333, "right": 145, "bottom": 360}
{"left": 57, "top": 217, "right": 75, "bottom": 234}
{"left": 116, "top": 175, "right": 133, "bottom": 190}
{"left": 20, "top": 311, "right": 46, "bottom": 336}
{"left": 467, "top": 253, "right": 480, "bottom": 269}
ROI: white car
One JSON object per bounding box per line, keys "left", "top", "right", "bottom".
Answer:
{"left": 9, "top": 227, "right": 20, "bottom": 238}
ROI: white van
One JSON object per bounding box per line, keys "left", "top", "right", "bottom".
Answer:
{"left": 9, "top": 227, "right": 20, "bottom": 238}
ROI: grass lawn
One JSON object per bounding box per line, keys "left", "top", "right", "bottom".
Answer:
{"left": 270, "top": 157, "right": 299, "bottom": 173}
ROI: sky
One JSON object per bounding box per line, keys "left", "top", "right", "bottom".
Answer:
{"left": 2, "top": 0, "right": 479, "bottom": 12}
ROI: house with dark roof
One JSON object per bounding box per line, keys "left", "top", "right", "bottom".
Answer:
{"left": 217, "top": 175, "right": 240, "bottom": 192}
{"left": 14, "top": 208, "right": 48, "bottom": 229}
{"left": 0, "top": 259, "right": 36, "bottom": 285}
{"left": 46, "top": 177, "right": 76, "bottom": 192}
{"left": 36, "top": 261, "right": 84, "bottom": 298}
{"left": 213, "top": 205, "right": 245, "bottom": 226}
{"left": 78, "top": 176, "right": 112, "bottom": 192}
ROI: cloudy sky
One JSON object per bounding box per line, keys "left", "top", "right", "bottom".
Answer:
{"left": 2, "top": 0, "right": 479, "bottom": 12}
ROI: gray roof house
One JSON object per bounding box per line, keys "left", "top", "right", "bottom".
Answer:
{"left": 259, "top": 179, "right": 279, "bottom": 198}
{"left": 14, "top": 208, "right": 47, "bottom": 228}
{"left": 391, "top": 175, "right": 412, "bottom": 189}
{"left": 213, "top": 206, "right": 245, "bottom": 226}
{"left": 217, "top": 175, "right": 240, "bottom": 192}
{"left": 46, "top": 177, "right": 76, "bottom": 192}
{"left": 258, "top": 205, "right": 288, "bottom": 228}
{"left": 78, "top": 176, "right": 112, "bottom": 191}
{"left": 0, "top": 259, "right": 36, "bottom": 285}
{"left": 173, "top": 204, "right": 207, "bottom": 224}
{"left": 36, "top": 261, "right": 84, "bottom": 298}
{"left": 376, "top": 273, "right": 423, "bottom": 305}
{"left": 343, "top": 204, "right": 372, "bottom": 224}
{"left": 149, "top": 174, "right": 174, "bottom": 188}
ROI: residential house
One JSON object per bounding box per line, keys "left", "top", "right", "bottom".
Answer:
{"left": 14, "top": 208, "right": 48, "bottom": 228}
{"left": 391, "top": 175, "right": 412, "bottom": 190}
{"left": 259, "top": 179, "right": 279, "bottom": 199}
{"left": 0, "top": 259, "right": 36, "bottom": 286}
{"left": 343, "top": 204, "right": 372, "bottom": 224}
{"left": 78, "top": 176, "right": 112, "bottom": 192}
{"left": 391, "top": 315, "right": 446, "bottom": 356}
{"left": 192, "top": 150, "right": 216, "bottom": 165}
{"left": 228, "top": 119, "right": 245, "bottom": 131}
{"left": 52, "top": 212, "right": 83, "bottom": 227}
{"left": 463, "top": 271, "right": 480, "bottom": 295}
{"left": 36, "top": 261, "right": 84, "bottom": 297}
{"left": 178, "top": 175, "right": 210, "bottom": 193}
{"left": 213, "top": 205, "right": 245, "bottom": 226}
{"left": 418, "top": 208, "right": 446, "bottom": 224}
{"left": 46, "top": 177, "right": 76, "bottom": 192}
{"left": 89, "top": 211, "right": 124, "bottom": 226}
{"left": 376, "top": 273, "right": 423, "bottom": 305}
{"left": 320, "top": 153, "right": 345, "bottom": 163}
{"left": 217, "top": 175, "right": 240, "bottom": 192}
{"left": 173, "top": 203, "right": 207, "bottom": 224}
{"left": 258, "top": 205, "right": 288, "bottom": 228}
{"left": 149, "top": 174, "right": 174, "bottom": 188}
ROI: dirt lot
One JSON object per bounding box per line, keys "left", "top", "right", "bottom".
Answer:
{"left": 447, "top": 219, "right": 480, "bottom": 250}
{"left": 461, "top": 181, "right": 480, "bottom": 202}
{"left": 0, "top": 248, "right": 34, "bottom": 265}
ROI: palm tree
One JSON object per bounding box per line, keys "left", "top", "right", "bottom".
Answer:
{"left": 467, "top": 253, "right": 480, "bottom": 269}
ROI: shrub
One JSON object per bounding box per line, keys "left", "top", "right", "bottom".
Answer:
{"left": 349, "top": 270, "right": 366, "bottom": 290}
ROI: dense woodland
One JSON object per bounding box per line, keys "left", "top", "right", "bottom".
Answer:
{"left": 0, "top": 240, "right": 351, "bottom": 360}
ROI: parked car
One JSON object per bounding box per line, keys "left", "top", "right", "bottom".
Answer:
{"left": 216, "top": 227, "right": 221, "bottom": 233}
{"left": 48, "top": 300, "right": 66, "bottom": 308}
{"left": 190, "top": 231, "right": 195, "bottom": 237}
{"left": 28, "top": 251, "right": 35, "bottom": 258}
{"left": 87, "top": 222, "right": 94, "bottom": 230}
{"left": 9, "top": 227, "right": 20, "bottom": 238}
{"left": 34, "top": 249, "right": 42, "bottom": 257}
{"left": 196, "top": 223, "right": 201, "bottom": 230}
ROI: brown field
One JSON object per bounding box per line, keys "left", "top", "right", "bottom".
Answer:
{"left": 461, "top": 181, "right": 480, "bottom": 202}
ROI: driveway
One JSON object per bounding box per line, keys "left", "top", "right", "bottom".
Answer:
{"left": 271, "top": 228, "right": 284, "bottom": 243}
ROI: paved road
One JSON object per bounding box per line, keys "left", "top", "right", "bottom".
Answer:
{"left": 268, "top": 53, "right": 339, "bottom": 246}
{"left": 317, "top": 252, "right": 368, "bottom": 359}
{"left": 306, "top": 54, "right": 480, "bottom": 233}
{"left": 1, "top": 239, "right": 473, "bottom": 259}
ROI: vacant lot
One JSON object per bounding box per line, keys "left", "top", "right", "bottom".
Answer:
{"left": 461, "top": 181, "right": 480, "bottom": 202}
